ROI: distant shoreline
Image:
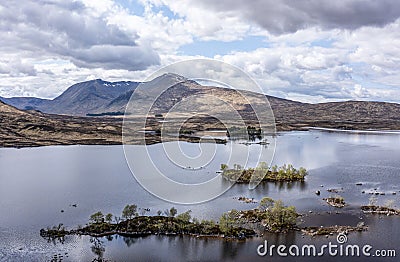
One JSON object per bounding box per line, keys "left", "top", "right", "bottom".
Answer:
{"left": 307, "top": 127, "right": 400, "bottom": 135}
{"left": 2, "top": 126, "right": 400, "bottom": 149}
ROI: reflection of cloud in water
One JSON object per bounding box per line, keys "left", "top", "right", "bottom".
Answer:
{"left": 272, "top": 132, "right": 337, "bottom": 170}
{"left": 337, "top": 132, "right": 400, "bottom": 150}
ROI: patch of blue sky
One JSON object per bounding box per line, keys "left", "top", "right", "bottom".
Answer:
{"left": 178, "top": 35, "right": 269, "bottom": 57}
{"left": 151, "top": 4, "right": 180, "bottom": 19}
{"left": 116, "top": 0, "right": 144, "bottom": 15}
{"left": 34, "top": 59, "right": 71, "bottom": 65}
{"left": 347, "top": 62, "right": 373, "bottom": 81}
{"left": 310, "top": 38, "right": 334, "bottom": 48}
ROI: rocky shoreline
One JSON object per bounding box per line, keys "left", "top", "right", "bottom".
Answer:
{"left": 324, "top": 196, "right": 346, "bottom": 208}
{"left": 301, "top": 224, "right": 367, "bottom": 236}
{"left": 361, "top": 205, "right": 400, "bottom": 215}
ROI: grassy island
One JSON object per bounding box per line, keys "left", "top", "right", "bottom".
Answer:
{"left": 40, "top": 199, "right": 301, "bottom": 242}
{"left": 220, "top": 162, "right": 307, "bottom": 183}
{"left": 325, "top": 196, "right": 346, "bottom": 208}
{"left": 302, "top": 224, "right": 367, "bottom": 236}
{"left": 40, "top": 205, "right": 256, "bottom": 242}
{"left": 40, "top": 198, "right": 369, "bottom": 243}
{"left": 227, "top": 197, "right": 300, "bottom": 233}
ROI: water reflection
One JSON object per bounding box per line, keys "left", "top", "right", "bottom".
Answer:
{"left": 90, "top": 237, "right": 106, "bottom": 262}
{"left": 276, "top": 181, "right": 307, "bottom": 191}
{"left": 122, "top": 236, "right": 137, "bottom": 247}
{"left": 221, "top": 240, "right": 245, "bottom": 260}
{"left": 2, "top": 131, "right": 400, "bottom": 261}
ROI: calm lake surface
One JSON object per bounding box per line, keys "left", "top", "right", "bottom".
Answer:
{"left": 1, "top": 131, "right": 400, "bottom": 261}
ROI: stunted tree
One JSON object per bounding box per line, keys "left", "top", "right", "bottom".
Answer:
{"left": 220, "top": 164, "right": 228, "bottom": 171}
{"left": 256, "top": 161, "right": 268, "bottom": 171}
{"left": 263, "top": 200, "right": 298, "bottom": 231}
{"left": 122, "top": 204, "right": 137, "bottom": 220}
{"left": 176, "top": 210, "right": 192, "bottom": 233}
{"left": 200, "top": 219, "right": 216, "bottom": 234}
{"left": 176, "top": 210, "right": 192, "bottom": 222}
{"left": 122, "top": 204, "right": 137, "bottom": 232}
{"left": 259, "top": 197, "right": 274, "bottom": 211}
{"left": 219, "top": 209, "right": 239, "bottom": 236}
{"left": 105, "top": 213, "right": 113, "bottom": 224}
{"left": 277, "top": 169, "right": 285, "bottom": 179}
{"left": 89, "top": 211, "right": 104, "bottom": 224}
{"left": 298, "top": 167, "right": 307, "bottom": 177}
{"left": 170, "top": 207, "right": 177, "bottom": 218}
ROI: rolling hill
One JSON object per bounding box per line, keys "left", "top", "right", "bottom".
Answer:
{"left": 1, "top": 73, "right": 400, "bottom": 148}
{"left": 0, "top": 101, "right": 122, "bottom": 147}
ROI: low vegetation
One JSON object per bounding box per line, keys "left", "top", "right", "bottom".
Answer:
{"left": 41, "top": 196, "right": 371, "bottom": 242}
{"left": 40, "top": 204, "right": 255, "bottom": 241}
{"left": 40, "top": 198, "right": 299, "bottom": 242}
{"left": 225, "top": 197, "right": 299, "bottom": 233}
{"left": 325, "top": 196, "right": 346, "bottom": 208}
{"left": 226, "top": 126, "right": 263, "bottom": 139}
{"left": 220, "top": 162, "right": 307, "bottom": 183}
{"left": 302, "top": 223, "right": 367, "bottom": 236}
{"left": 360, "top": 197, "right": 400, "bottom": 215}
{"left": 361, "top": 205, "right": 400, "bottom": 215}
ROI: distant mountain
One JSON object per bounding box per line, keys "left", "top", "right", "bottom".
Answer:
{"left": 118, "top": 73, "right": 400, "bottom": 131}
{"left": 103, "top": 73, "right": 202, "bottom": 114}
{"left": 2, "top": 74, "right": 400, "bottom": 131}
{"left": 0, "top": 79, "right": 139, "bottom": 116}
{"left": 48, "top": 79, "right": 139, "bottom": 115}
{"left": 0, "top": 96, "right": 48, "bottom": 110}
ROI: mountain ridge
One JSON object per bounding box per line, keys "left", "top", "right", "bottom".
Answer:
{"left": 1, "top": 74, "right": 400, "bottom": 133}
{"left": 0, "top": 79, "right": 140, "bottom": 115}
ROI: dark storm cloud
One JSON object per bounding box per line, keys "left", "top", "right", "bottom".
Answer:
{"left": 0, "top": 0, "right": 160, "bottom": 71}
{"left": 69, "top": 45, "right": 159, "bottom": 70}
{"left": 196, "top": 0, "right": 400, "bottom": 34}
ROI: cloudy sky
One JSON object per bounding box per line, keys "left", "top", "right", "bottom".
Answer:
{"left": 1, "top": 0, "right": 400, "bottom": 103}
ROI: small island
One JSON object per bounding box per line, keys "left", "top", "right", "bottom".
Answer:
{"left": 361, "top": 197, "right": 399, "bottom": 215}
{"left": 361, "top": 205, "right": 399, "bottom": 215}
{"left": 302, "top": 223, "right": 367, "bottom": 236}
{"left": 40, "top": 197, "right": 366, "bottom": 244}
{"left": 40, "top": 204, "right": 257, "bottom": 242}
{"left": 324, "top": 196, "right": 346, "bottom": 208}
{"left": 226, "top": 126, "right": 263, "bottom": 139}
{"left": 220, "top": 162, "right": 307, "bottom": 183}
{"left": 40, "top": 198, "right": 303, "bottom": 242}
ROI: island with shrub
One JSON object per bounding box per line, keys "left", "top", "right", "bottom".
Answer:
{"left": 40, "top": 197, "right": 368, "bottom": 244}
{"left": 220, "top": 162, "right": 308, "bottom": 183}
